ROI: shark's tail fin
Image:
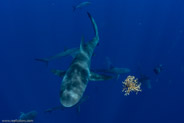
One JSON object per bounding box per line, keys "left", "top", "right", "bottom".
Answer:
{"left": 87, "top": 12, "right": 99, "bottom": 40}
{"left": 35, "top": 58, "right": 49, "bottom": 66}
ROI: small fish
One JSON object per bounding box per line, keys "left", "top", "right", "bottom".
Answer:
{"left": 153, "top": 64, "right": 163, "bottom": 75}
{"left": 73, "top": 2, "right": 91, "bottom": 11}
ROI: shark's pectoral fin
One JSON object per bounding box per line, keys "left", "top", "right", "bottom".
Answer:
{"left": 44, "top": 106, "right": 64, "bottom": 113}
{"left": 71, "top": 53, "right": 76, "bottom": 58}
{"left": 71, "top": 50, "right": 79, "bottom": 58}
{"left": 76, "top": 96, "right": 89, "bottom": 113}
{"left": 51, "top": 69, "right": 66, "bottom": 77}
{"left": 89, "top": 72, "right": 113, "bottom": 81}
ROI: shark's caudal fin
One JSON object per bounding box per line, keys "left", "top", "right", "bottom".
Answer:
{"left": 87, "top": 12, "right": 99, "bottom": 39}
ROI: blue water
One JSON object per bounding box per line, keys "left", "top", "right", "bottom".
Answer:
{"left": 0, "top": 0, "right": 184, "bottom": 123}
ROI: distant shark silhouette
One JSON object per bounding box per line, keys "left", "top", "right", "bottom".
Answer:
{"left": 73, "top": 1, "right": 91, "bottom": 11}
{"left": 92, "top": 57, "right": 130, "bottom": 79}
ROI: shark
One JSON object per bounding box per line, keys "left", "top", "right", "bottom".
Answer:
{"left": 35, "top": 12, "right": 103, "bottom": 109}
{"left": 92, "top": 57, "right": 130, "bottom": 79}
{"left": 73, "top": 1, "right": 91, "bottom": 11}
{"left": 19, "top": 111, "right": 37, "bottom": 122}
{"left": 59, "top": 12, "right": 100, "bottom": 107}
{"left": 36, "top": 13, "right": 114, "bottom": 110}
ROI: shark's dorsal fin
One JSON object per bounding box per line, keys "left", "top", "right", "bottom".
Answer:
{"left": 80, "top": 36, "right": 85, "bottom": 51}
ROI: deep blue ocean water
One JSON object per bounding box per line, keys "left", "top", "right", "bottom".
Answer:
{"left": 0, "top": 0, "right": 184, "bottom": 123}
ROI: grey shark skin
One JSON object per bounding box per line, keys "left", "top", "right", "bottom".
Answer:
{"left": 60, "top": 12, "right": 99, "bottom": 108}
{"left": 73, "top": 2, "right": 91, "bottom": 11}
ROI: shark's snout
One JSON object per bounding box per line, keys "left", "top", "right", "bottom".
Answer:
{"left": 60, "top": 90, "right": 80, "bottom": 107}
